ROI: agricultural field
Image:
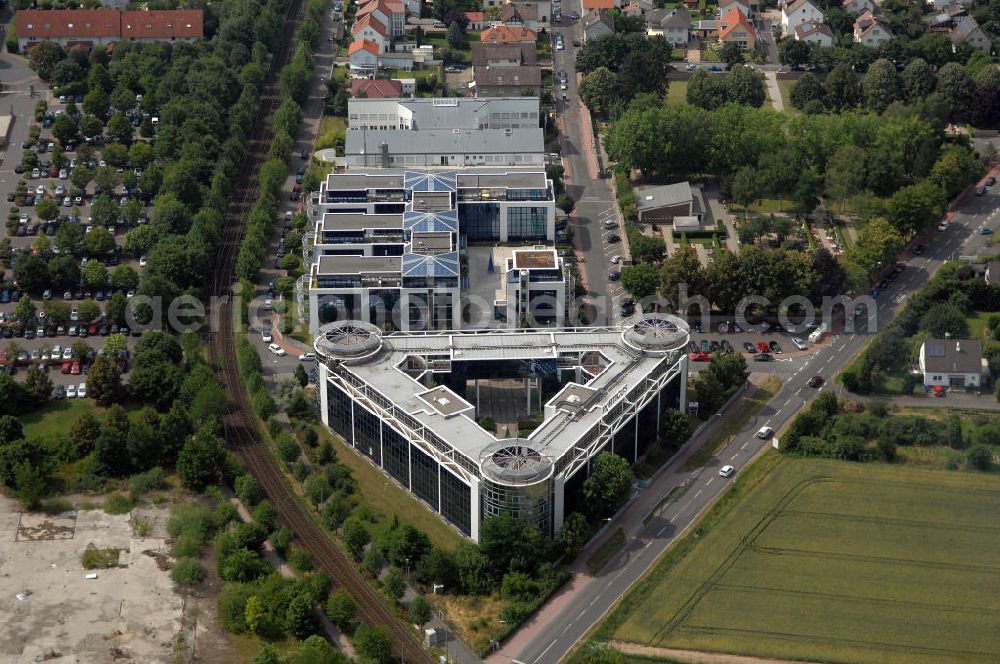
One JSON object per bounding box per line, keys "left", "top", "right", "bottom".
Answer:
{"left": 605, "top": 455, "right": 1000, "bottom": 664}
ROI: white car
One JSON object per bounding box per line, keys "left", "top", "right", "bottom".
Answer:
{"left": 35, "top": 185, "right": 45, "bottom": 196}
{"left": 610, "top": 255, "right": 622, "bottom": 264}
{"left": 139, "top": 256, "right": 148, "bottom": 267}
{"left": 756, "top": 426, "right": 774, "bottom": 439}
{"left": 791, "top": 337, "right": 807, "bottom": 350}
{"left": 719, "top": 465, "right": 735, "bottom": 478}
{"left": 50, "top": 345, "right": 61, "bottom": 358}
{"left": 262, "top": 331, "right": 273, "bottom": 343}
{"left": 78, "top": 382, "right": 87, "bottom": 398}
{"left": 267, "top": 343, "right": 286, "bottom": 356}
{"left": 62, "top": 347, "right": 73, "bottom": 360}
{"left": 66, "top": 384, "right": 77, "bottom": 398}
{"left": 298, "top": 352, "right": 316, "bottom": 361}
{"left": 937, "top": 222, "right": 948, "bottom": 232}
{"left": 70, "top": 307, "right": 79, "bottom": 321}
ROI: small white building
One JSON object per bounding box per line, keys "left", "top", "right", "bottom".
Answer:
{"left": 498, "top": 247, "right": 573, "bottom": 326}
{"left": 853, "top": 9, "right": 893, "bottom": 46}
{"left": 794, "top": 19, "right": 834, "bottom": 46}
{"left": 918, "top": 339, "right": 984, "bottom": 388}
{"left": 781, "top": 0, "right": 824, "bottom": 37}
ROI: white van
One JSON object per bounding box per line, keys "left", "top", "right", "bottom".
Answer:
{"left": 808, "top": 323, "right": 828, "bottom": 344}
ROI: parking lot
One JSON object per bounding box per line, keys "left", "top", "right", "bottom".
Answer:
{"left": 0, "top": 80, "right": 151, "bottom": 398}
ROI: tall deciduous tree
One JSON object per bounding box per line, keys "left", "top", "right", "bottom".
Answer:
{"left": 582, "top": 452, "right": 634, "bottom": 518}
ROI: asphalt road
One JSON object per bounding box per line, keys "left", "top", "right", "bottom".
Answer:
{"left": 502, "top": 175, "right": 1000, "bottom": 664}
{"left": 550, "top": 12, "right": 625, "bottom": 326}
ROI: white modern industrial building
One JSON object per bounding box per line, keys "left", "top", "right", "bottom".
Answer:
{"left": 308, "top": 169, "right": 565, "bottom": 334}
{"left": 314, "top": 315, "right": 690, "bottom": 540}
{"left": 345, "top": 97, "right": 546, "bottom": 169}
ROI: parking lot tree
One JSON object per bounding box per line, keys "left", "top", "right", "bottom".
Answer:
{"left": 24, "top": 365, "right": 53, "bottom": 404}
{"left": 14, "top": 253, "right": 50, "bottom": 293}
{"left": 82, "top": 87, "right": 110, "bottom": 119}
{"left": 94, "top": 167, "right": 120, "bottom": 193}
{"left": 87, "top": 61, "right": 112, "bottom": 93}
{"left": 692, "top": 368, "right": 727, "bottom": 418}
{"left": 49, "top": 255, "right": 81, "bottom": 291}
{"left": 129, "top": 142, "right": 154, "bottom": 169}
{"left": 152, "top": 194, "right": 191, "bottom": 236}
{"left": 88, "top": 355, "right": 122, "bottom": 406}
{"left": 105, "top": 293, "right": 127, "bottom": 326}
{"left": 102, "top": 143, "right": 129, "bottom": 168}
{"left": 42, "top": 300, "right": 70, "bottom": 324}
{"left": 84, "top": 226, "right": 115, "bottom": 255}
{"left": 28, "top": 41, "right": 64, "bottom": 80}
{"left": 107, "top": 113, "right": 133, "bottom": 145}
{"left": 582, "top": 452, "right": 634, "bottom": 519}
{"left": 77, "top": 299, "right": 102, "bottom": 323}
{"left": 52, "top": 113, "right": 78, "bottom": 147}
{"left": 621, "top": 262, "right": 660, "bottom": 300}
{"left": 77, "top": 114, "right": 103, "bottom": 141}
{"left": 90, "top": 195, "right": 117, "bottom": 227}
{"left": 103, "top": 332, "right": 127, "bottom": 355}
{"left": 70, "top": 165, "right": 94, "bottom": 192}
{"left": 110, "top": 265, "right": 139, "bottom": 292}
{"left": 124, "top": 225, "right": 157, "bottom": 257}
{"left": 120, "top": 199, "right": 143, "bottom": 227}
{"left": 82, "top": 259, "right": 109, "bottom": 289}
{"left": 13, "top": 295, "right": 36, "bottom": 323}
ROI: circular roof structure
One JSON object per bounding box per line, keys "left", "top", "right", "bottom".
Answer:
{"left": 479, "top": 439, "right": 554, "bottom": 487}
{"left": 314, "top": 320, "right": 383, "bottom": 363}
{"left": 622, "top": 313, "right": 690, "bottom": 353}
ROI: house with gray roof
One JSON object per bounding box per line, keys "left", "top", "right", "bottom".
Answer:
{"left": 582, "top": 10, "right": 615, "bottom": 42}
{"left": 919, "top": 339, "right": 984, "bottom": 388}
{"left": 635, "top": 182, "right": 706, "bottom": 224}
{"left": 646, "top": 6, "right": 691, "bottom": 45}
{"left": 950, "top": 16, "right": 992, "bottom": 54}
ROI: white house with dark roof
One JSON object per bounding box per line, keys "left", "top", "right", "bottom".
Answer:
{"left": 719, "top": 0, "right": 751, "bottom": 17}
{"left": 853, "top": 9, "right": 893, "bottom": 46}
{"left": 781, "top": 0, "right": 823, "bottom": 36}
{"left": 841, "top": 0, "right": 876, "bottom": 15}
{"left": 950, "top": 16, "right": 992, "bottom": 53}
{"left": 647, "top": 6, "right": 691, "bottom": 45}
{"left": 794, "top": 19, "right": 833, "bottom": 45}
{"left": 919, "top": 339, "right": 984, "bottom": 388}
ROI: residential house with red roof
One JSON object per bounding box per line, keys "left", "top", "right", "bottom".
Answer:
{"left": 352, "top": 13, "right": 389, "bottom": 51}
{"left": 853, "top": 9, "right": 892, "bottom": 46}
{"left": 15, "top": 8, "right": 202, "bottom": 51}
{"left": 794, "top": 19, "right": 833, "bottom": 46}
{"left": 351, "top": 78, "right": 404, "bottom": 98}
{"left": 480, "top": 24, "right": 537, "bottom": 43}
{"left": 357, "top": 0, "right": 406, "bottom": 37}
{"left": 718, "top": 7, "right": 756, "bottom": 49}
{"left": 464, "top": 11, "right": 486, "bottom": 30}
{"left": 348, "top": 38, "right": 380, "bottom": 75}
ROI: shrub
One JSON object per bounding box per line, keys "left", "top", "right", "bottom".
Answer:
{"left": 271, "top": 526, "right": 293, "bottom": 555}
{"left": 129, "top": 467, "right": 167, "bottom": 497}
{"left": 104, "top": 493, "right": 134, "bottom": 515}
{"left": 289, "top": 547, "right": 314, "bottom": 573}
{"left": 171, "top": 557, "right": 205, "bottom": 586}
{"left": 81, "top": 545, "right": 122, "bottom": 569}
{"left": 218, "top": 583, "right": 254, "bottom": 633}
{"left": 173, "top": 532, "right": 206, "bottom": 558}
{"left": 277, "top": 433, "right": 300, "bottom": 463}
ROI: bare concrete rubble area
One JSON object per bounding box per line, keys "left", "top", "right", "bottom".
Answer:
{"left": 0, "top": 494, "right": 233, "bottom": 664}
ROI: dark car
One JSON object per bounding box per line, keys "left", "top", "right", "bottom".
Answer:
{"left": 721, "top": 340, "right": 734, "bottom": 354}
{"left": 914, "top": 244, "right": 925, "bottom": 255}
{"left": 753, "top": 352, "right": 773, "bottom": 362}
{"left": 709, "top": 340, "right": 720, "bottom": 352}
{"left": 975, "top": 186, "right": 987, "bottom": 196}
{"left": 808, "top": 375, "right": 824, "bottom": 388}
{"left": 700, "top": 339, "right": 710, "bottom": 352}
{"left": 609, "top": 271, "right": 621, "bottom": 281}
{"left": 743, "top": 342, "right": 756, "bottom": 353}
{"left": 607, "top": 234, "right": 620, "bottom": 243}
{"left": 769, "top": 341, "right": 782, "bottom": 354}
{"left": 54, "top": 385, "right": 66, "bottom": 399}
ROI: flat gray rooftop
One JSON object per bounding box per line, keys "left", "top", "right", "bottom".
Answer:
{"left": 335, "top": 326, "right": 685, "bottom": 466}
{"left": 346, "top": 128, "right": 545, "bottom": 155}
{"left": 457, "top": 172, "right": 547, "bottom": 189}
{"left": 635, "top": 181, "right": 693, "bottom": 211}
{"left": 317, "top": 254, "right": 401, "bottom": 275}
{"left": 324, "top": 168, "right": 550, "bottom": 193}
{"left": 322, "top": 213, "right": 402, "bottom": 231}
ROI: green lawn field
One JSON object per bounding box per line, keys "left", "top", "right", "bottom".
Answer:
{"left": 605, "top": 454, "right": 1000, "bottom": 664}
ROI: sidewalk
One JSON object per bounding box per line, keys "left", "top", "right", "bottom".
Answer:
{"left": 489, "top": 374, "right": 771, "bottom": 662}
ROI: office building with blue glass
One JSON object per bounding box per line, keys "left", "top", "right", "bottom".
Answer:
{"left": 307, "top": 168, "right": 564, "bottom": 334}
{"left": 314, "top": 315, "right": 690, "bottom": 541}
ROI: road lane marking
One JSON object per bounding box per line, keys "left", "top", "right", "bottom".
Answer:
{"left": 657, "top": 525, "right": 667, "bottom": 536}
{"left": 775, "top": 408, "right": 782, "bottom": 415}
{"left": 795, "top": 387, "right": 802, "bottom": 396}
{"left": 693, "top": 489, "right": 702, "bottom": 498}
{"left": 730, "top": 453, "right": 739, "bottom": 460}
{"left": 706, "top": 477, "right": 714, "bottom": 485}
{"left": 536, "top": 638, "right": 559, "bottom": 663}
{"left": 741, "top": 441, "right": 749, "bottom": 450}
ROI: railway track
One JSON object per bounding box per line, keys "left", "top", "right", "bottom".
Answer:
{"left": 204, "top": 7, "right": 433, "bottom": 663}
